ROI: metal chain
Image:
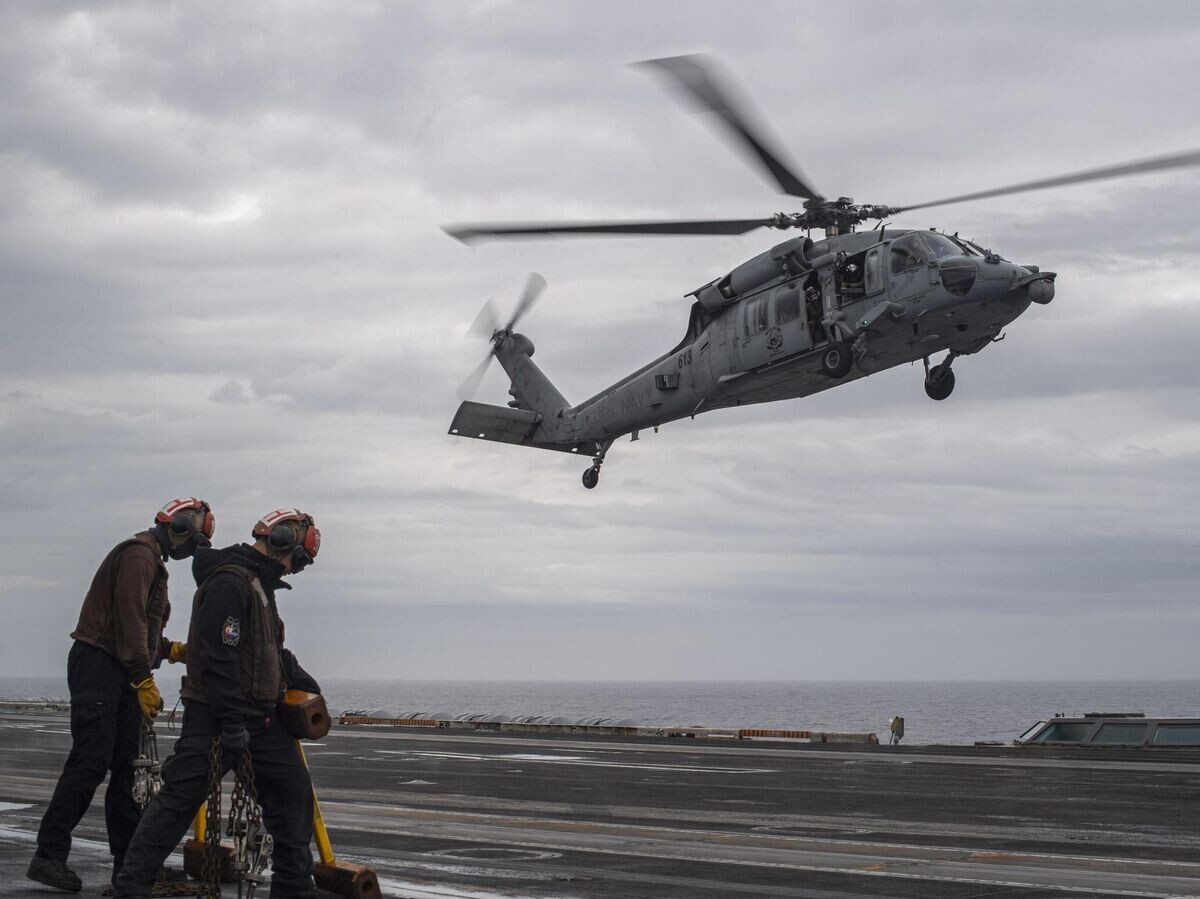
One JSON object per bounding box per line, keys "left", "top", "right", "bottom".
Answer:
{"left": 118, "top": 733, "right": 275, "bottom": 898}
{"left": 199, "top": 736, "right": 224, "bottom": 899}
{"left": 132, "top": 721, "right": 160, "bottom": 809}
{"left": 153, "top": 879, "right": 213, "bottom": 897}
{"left": 132, "top": 738, "right": 223, "bottom": 897}
{"left": 226, "top": 747, "right": 271, "bottom": 899}
{"left": 122, "top": 722, "right": 203, "bottom": 897}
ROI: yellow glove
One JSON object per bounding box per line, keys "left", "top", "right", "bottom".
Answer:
{"left": 131, "top": 678, "right": 162, "bottom": 720}
{"left": 167, "top": 641, "right": 187, "bottom": 664}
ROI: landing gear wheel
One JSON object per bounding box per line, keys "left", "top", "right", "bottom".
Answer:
{"left": 820, "top": 341, "right": 853, "bottom": 379}
{"left": 582, "top": 467, "right": 600, "bottom": 489}
{"left": 924, "top": 365, "right": 956, "bottom": 401}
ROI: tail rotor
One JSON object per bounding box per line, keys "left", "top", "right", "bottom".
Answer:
{"left": 457, "top": 273, "right": 546, "bottom": 401}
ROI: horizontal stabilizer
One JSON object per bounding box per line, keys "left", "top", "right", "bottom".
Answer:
{"left": 448, "top": 401, "right": 540, "bottom": 446}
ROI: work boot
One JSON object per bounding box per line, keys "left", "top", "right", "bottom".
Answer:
{"left": 26, "top": 855, "right": 83, "bottom": 893}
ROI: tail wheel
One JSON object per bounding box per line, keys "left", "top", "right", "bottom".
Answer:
{"left": 820, "top": 341, "right": 853, "bottom": 379}
{"left": 582, "top": 467, "right": 600, "bottom": 489}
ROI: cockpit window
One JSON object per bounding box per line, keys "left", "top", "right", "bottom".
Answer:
{"left": 921, "top": 232, "right": 965, "bottom": 260}
{"left": 889, "top": 234, "right": 927, "bottom": 274}
{"left": 940, "top": 258, "right": 977, "bottom": 297}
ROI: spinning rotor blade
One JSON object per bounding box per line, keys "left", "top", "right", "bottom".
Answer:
{"left": 444, "top": 218, "right": 774, "bottom": 243}
{"left": 507, "top": 272, "right": 546, "bottom": 329}
{"left": 894, "top": 148, "right": 1200, "bottom": 214}
{"left": 456, "top": 352, "right": 494, "bottom": 401}
{"left": 636, "top": 54, "right": 822, "bottom": 201}
{"left": 467, "top": 298, "right": 500, "bottom": 338}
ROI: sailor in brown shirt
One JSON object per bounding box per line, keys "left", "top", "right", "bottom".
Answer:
{"left": 27, "top": 498, "right": 216, "bottom": 894}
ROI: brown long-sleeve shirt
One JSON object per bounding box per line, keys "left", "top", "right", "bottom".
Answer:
{"left": 70, "top": 531, "right": 170, "bottom": 684}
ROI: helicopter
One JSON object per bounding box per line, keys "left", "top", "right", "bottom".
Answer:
{"left": 444, "top": 54, "right": 1200, "bottom": 489}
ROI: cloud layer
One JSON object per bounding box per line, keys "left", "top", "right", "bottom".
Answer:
{"left": 2, "top": 1, "right": 1198, "bottom": 682}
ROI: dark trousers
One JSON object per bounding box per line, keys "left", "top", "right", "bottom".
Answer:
{"left": 113, "top": 701, "right": 314, "bottom": 899}
{"left": 36, "top": 640, "right": 142, "bottom": 862}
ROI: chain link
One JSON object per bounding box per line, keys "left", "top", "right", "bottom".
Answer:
{"left": 228, "top": 748, "right": 271, "bottom": 899}
{"left": 132, "top": 720, "right": 162, "bottom": 809}
{"left": 199, "top": 736, "right": 224, "bottom": 899}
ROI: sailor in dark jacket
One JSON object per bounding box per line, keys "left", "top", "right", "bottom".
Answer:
{"left": 113, "top": 509, "right": 322, "bottom": 899}
{"left": 28, "top": 498, "right": 214, "bottom": 894}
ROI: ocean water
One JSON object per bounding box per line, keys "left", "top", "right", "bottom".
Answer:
{"left": 2, "top": 676, "right": 1196, "bottom": 744}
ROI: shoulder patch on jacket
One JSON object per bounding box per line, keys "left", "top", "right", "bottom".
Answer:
{"left": 221, "top": 617, "right": 241, "bottom": 646}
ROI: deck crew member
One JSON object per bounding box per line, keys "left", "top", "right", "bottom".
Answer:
{"left": 113, "top": 509, "right": 323, "bottom": 899}
{"left": 28, "top": 498, "right": 214, "bottom": 893}
{"left": 804, "top": 284, "right": 825, "bottom": 345}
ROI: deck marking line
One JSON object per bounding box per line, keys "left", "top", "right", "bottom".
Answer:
{"left": 340, "top": 824, "right": 1197, "bottom": 898}
{"left": 377, "top": 749, "right": 774, "bottom": 774}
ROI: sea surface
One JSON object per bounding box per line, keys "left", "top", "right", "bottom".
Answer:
{"left": 2, "top": 677, "right": 1196, "bottom": 744}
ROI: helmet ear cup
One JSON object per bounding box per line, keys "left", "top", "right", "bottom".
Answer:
{"left": 268, "top": 523, "right": 297, "bottom": 552}
{"left": 157, "top": 498, "right": 214, "bottom": 548}
{"left": 253, "top": 509, "right": 318, "bottom": 570}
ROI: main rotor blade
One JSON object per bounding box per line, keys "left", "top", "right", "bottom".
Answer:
{"left": 444, "top": 218, "right": 774, "bottom": 243}
{"left": 508, "top": 272, "right": 546, "bottom": 330}
{"left": 894, "top": 148, "right": 1200, "bottom": 214}
{"left": 636, "top": 54, "right": 821, "bottom": 201}
{"left": 456, "top": 353, "right": 494, "bottom": 401}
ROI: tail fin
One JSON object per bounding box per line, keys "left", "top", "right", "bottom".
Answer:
{"left": 447, "top": 331, "right": 580, "bottom": 453}
{"left": 495, "top": 335, "right": 569, "bottom": 419}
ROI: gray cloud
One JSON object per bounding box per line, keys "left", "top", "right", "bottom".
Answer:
{"left": 1, "top": 1, "right": 1198, "bottom": 683}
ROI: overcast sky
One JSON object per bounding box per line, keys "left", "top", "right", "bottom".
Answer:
{"left": 2, "top": 1, "right": 1198, "bottom": 684}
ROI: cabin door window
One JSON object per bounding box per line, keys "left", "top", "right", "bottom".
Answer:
{"left": 773, "top": 282, "right": 811, "bottom": 357}
{"left": 738, "top": 294, "right": 774, "bottom": 370}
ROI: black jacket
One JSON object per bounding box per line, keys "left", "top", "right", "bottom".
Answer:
{"left": 182, "top": 544, "right": 318, "bottom": 726}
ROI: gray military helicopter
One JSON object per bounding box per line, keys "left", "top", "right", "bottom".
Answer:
{"left": 445, "top": 55, "right": 1200, "bottom": 489}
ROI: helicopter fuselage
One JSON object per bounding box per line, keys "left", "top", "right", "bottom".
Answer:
{"left": 473, "top": 228, "right": 1054, "bottom": 463}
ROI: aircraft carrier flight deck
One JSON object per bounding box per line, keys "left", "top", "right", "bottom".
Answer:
{"left": 2, "top": 707, "right": 1199, "bottom": 898}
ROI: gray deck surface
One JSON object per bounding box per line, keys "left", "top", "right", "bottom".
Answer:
{"left": 2, "top": 709, "right": 1199, "bottom": 898}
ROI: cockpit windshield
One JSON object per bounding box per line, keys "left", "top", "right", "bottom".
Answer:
{"left": 920, "top": 232, "right": 966, "bottom": 260}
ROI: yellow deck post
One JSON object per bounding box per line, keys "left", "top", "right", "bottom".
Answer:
{"left": 299, "top": 744, "right": 336, "bottom": 864}
{"left": 296, "top": 740, "right": 381, "bottom": 897}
